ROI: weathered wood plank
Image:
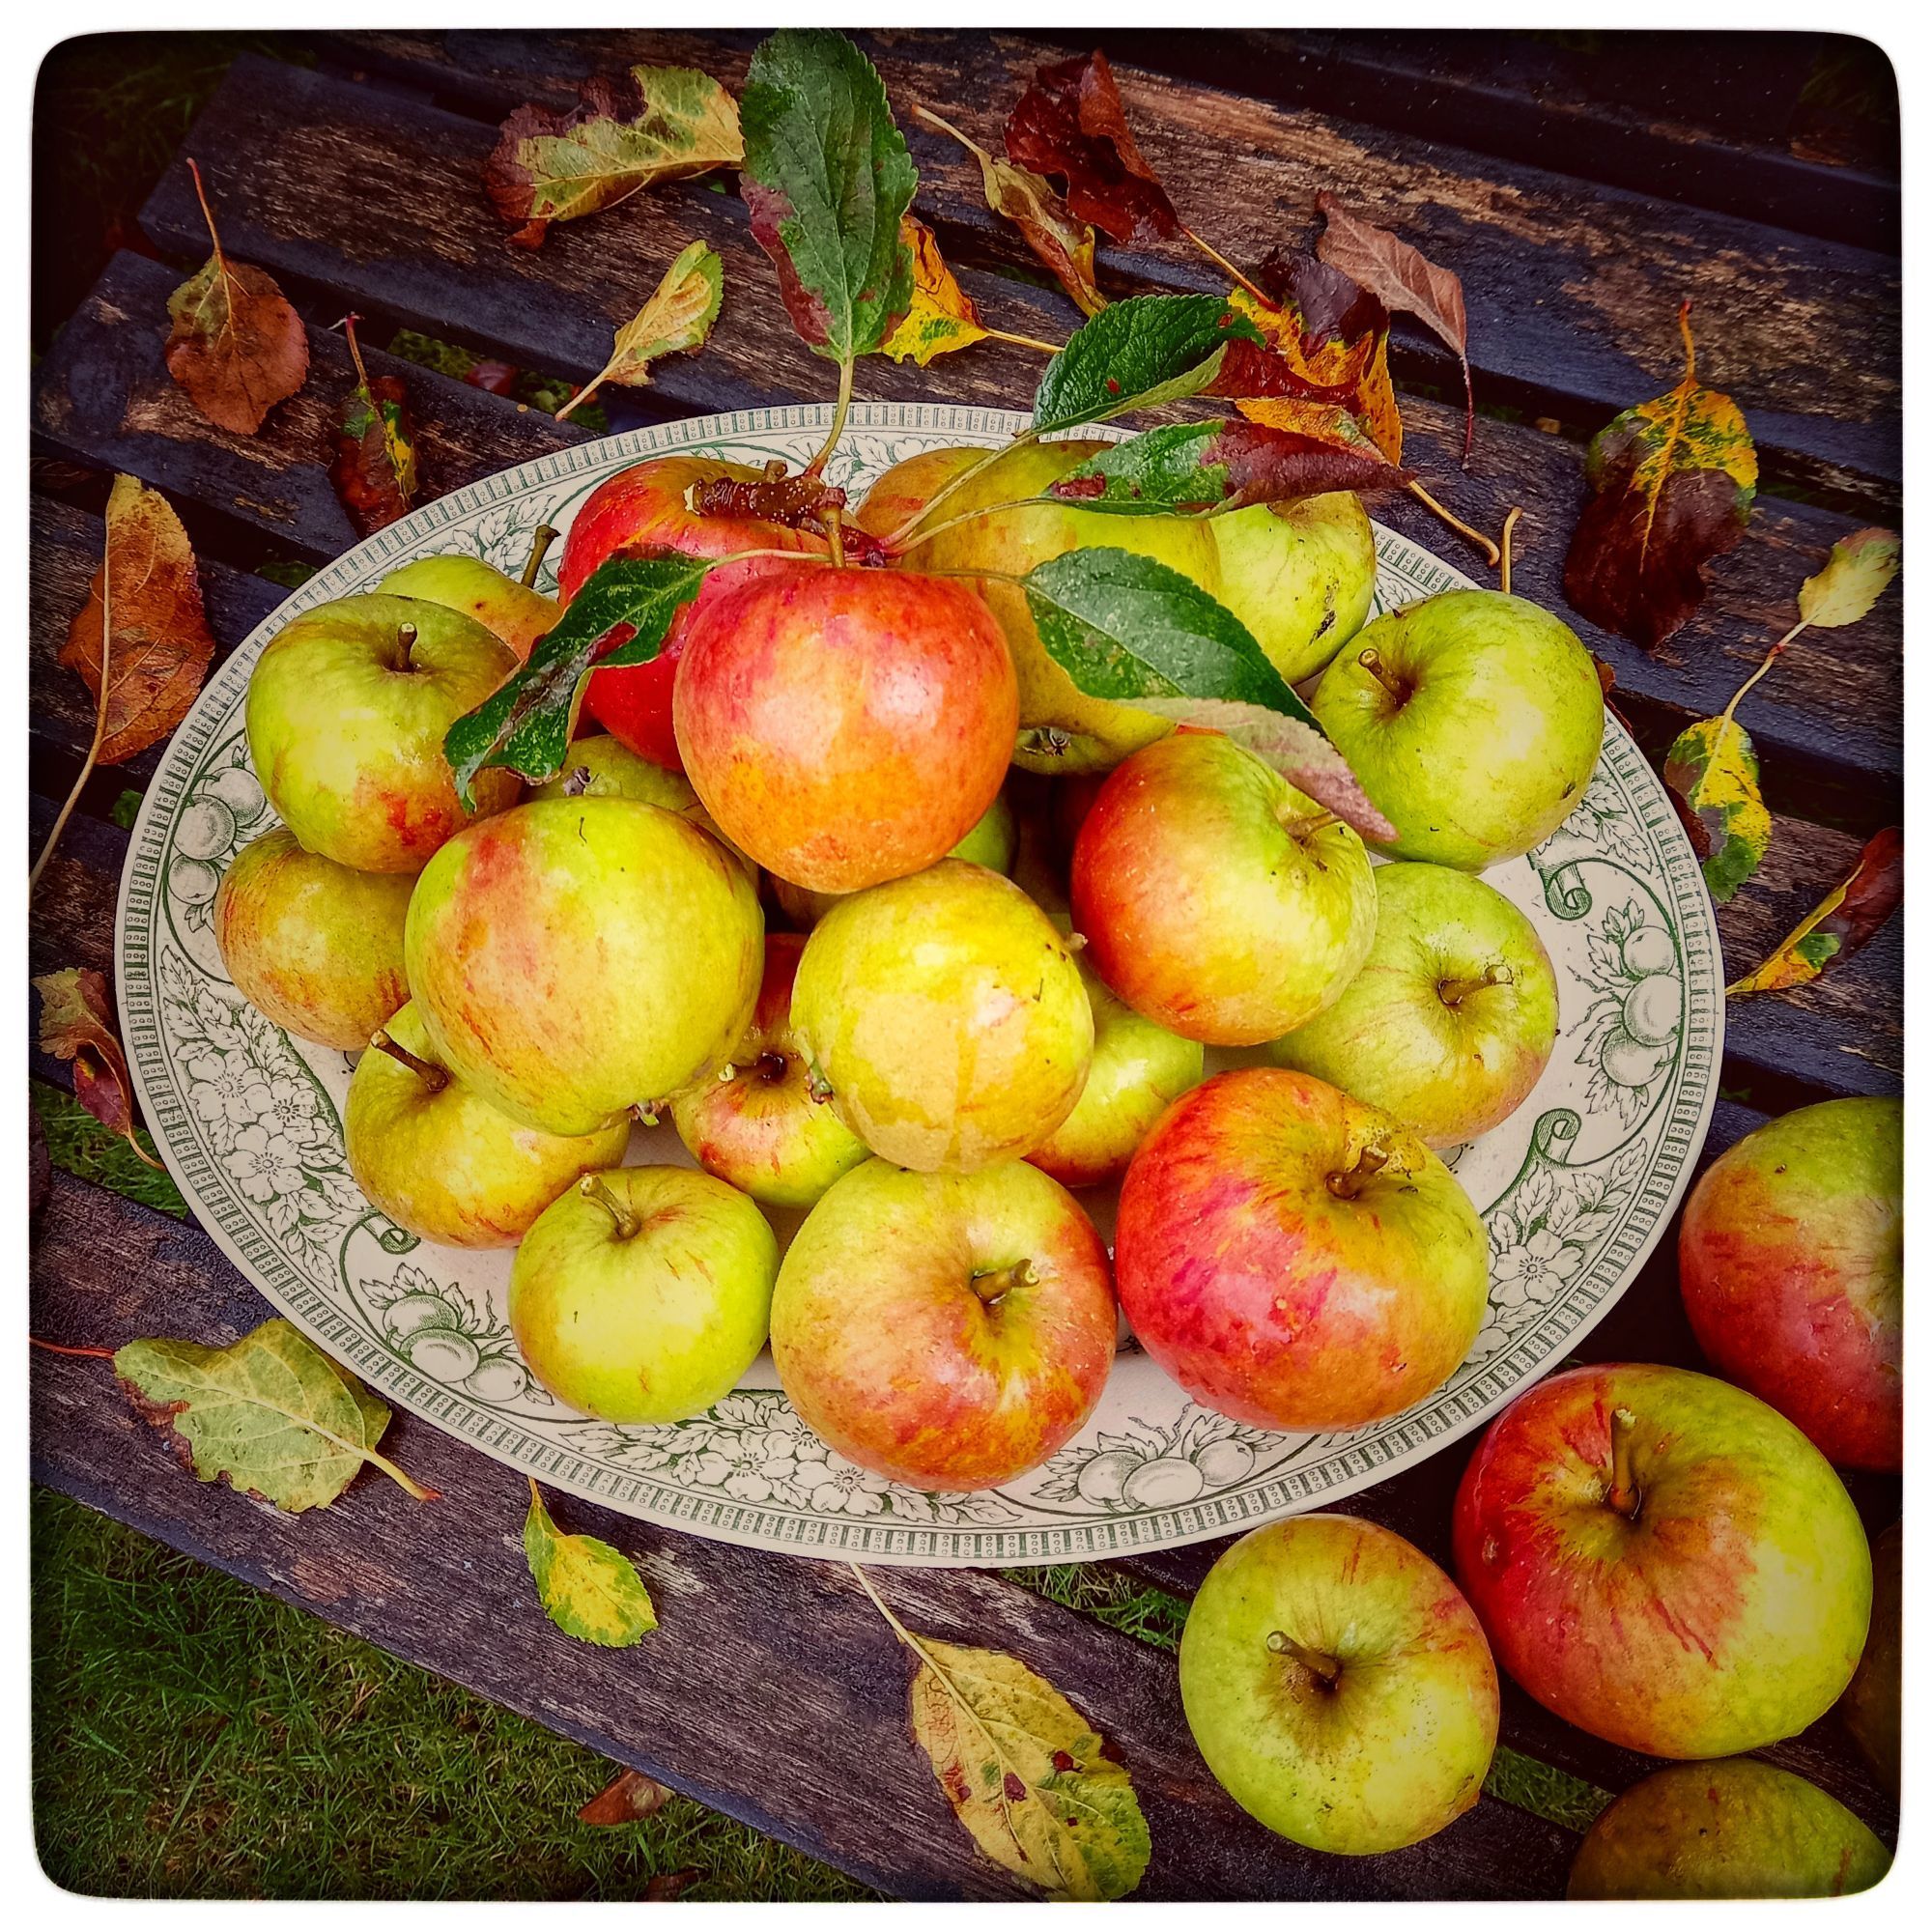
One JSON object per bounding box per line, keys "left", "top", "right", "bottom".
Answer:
{"left": 128, "top": 64, "right": 1902, "bottom": 808}
{"left": 31, "top": 1168, "right": 1579, "bottom": 1901}
{"left": 323, "top": 29, "right": 1902, "bottom": 500}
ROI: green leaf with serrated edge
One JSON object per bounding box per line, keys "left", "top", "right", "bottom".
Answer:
{"left": 1030, "top": 294, "right": 1264, "bottom": 435}
{"left": 114, "top": 1319, "right": 435, "bottom": 1512}
{"left": 443, "top": 554, "right": 710, "bottom": 805}
{"left": 524, "top": 1480, "right": 656, "bottom": 1648}
{"left": 739, "top": 30, "right": 916, "bottom": 362}
{"left": 1041, "top": 418, "right": 1410, "bottom": 517}
{"left": 1798, "top": 526, "right": 1900, "bottom": 629}
{"left": 1664, "top": 713, "right": 1770, "bottom": 903}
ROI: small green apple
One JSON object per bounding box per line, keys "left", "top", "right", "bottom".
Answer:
{"left": 773, "top": 789, "right": 1016, "bottom": 927}
{"left": 213, "top": 827, "right": 412, "bottom": 1050}
{"left": 509, "top": 1166, "right": 779, "bottom": 1424}
{"left": 378, "top": 553, "right": 558, "bottom": 662}
{"left": 532, "top": 731, "right": 757, "bottom": 881}
{"left": 1180, "top": 1514, "right": 1499, "bottom": 1855}
{"left": 1268, "top": 862, "right": 1558, "bottom": 1146}
{"left": 1211, "top": 492, "right": 1378, "bottom": 685}
{"left": 1313, "top": 589, "right": 1605, "bottom": 868}
{"left": 345, "top": 1001, "right": 628, "bottom": 1248}
{"left": 1568, "top": 1759, "right": 1889, "bottom": 1898}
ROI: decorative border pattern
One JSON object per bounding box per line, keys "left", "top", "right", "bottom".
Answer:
{"left": 117, "top": 402, "right": 1722, "bottom": 1566}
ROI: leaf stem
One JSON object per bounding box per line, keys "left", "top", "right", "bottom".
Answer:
{"left": 1498, "top": 506, "right": 1522, "bottom": 595}
{"left": 805, "top": 356, "right": 856, "bottom": 477}
{"left": 1181, "top": 225, "right": 1272, "bottom": 307}
{"left": 343, "top": 313, "right": 373, "bottom": 396}
{"left": 31, "top": 514, "right": 113, "bottom": 897}
{"left": 185, "top": 156, "right": 225, "bottom": 270}
{"left": 1676, "top": 299, "right": 1696, "bottom": 383}
{"left": 30, "top": 1337, "right": 117, "bottom": 1360}
{"left": 983, "top": 326, "right": 1067, "bottom": 356}
{"left": 1406, "top": 480, "right": 1500, "bottom": 568}
{"left": 1719, "top": 626, "right": 1803, "bottom": 727}
{"left": 880, "top": 432, "right": 1040, "bottom": 553}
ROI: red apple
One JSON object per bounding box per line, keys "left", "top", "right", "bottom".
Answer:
{"left": 1116, "top": 1067, "right": 1490, "bottom": 1430}
{"left": 674, "top": 565, "right": 1018, "bottom": 894}
{"left": 1678, "top": 1097, "right": 1902, "bottom": 1471}
{"left": 1453, "top": 1362, "right": 1872, "bottom": 1759}
{"left": 559, "top": 456, "right": 828, "bottom": 770}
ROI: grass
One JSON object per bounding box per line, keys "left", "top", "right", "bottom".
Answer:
{"left": 32, "top": 1080, "right": 186, "bottom": 1219}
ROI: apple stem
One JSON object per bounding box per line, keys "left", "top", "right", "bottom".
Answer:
{"left": 521, "top": 525, "right": 558, "bottom": 588}
{"left": 392, "top": 622, "right": 418, "bottom": 672}
{"left": 1355, "top": 647, "right": 1406, "bottom": 704}
{"left": 1324, "top": 1144, "right": 1389, "bottom": 1201}
{"left": 1284, "top": 807, "right": 1339, "bottom": 842}
{"left": 1437, "top": 964, "right": 1514, "bottom": 1008}
{"left": 1498, "top": 505, "right": 1522, "bottom": 596}
{"left": 969, "top": 1259, "right": 1037, "bottom": 1306}
{"left": 579, "top": 1175, "right": 641, "bottom": 1241}
{"left": 1605, "top": 1405, "right": 1642, "bottom": 1519}
{"left": 1266, "top": 1630, "right": 1342, "bottom": 1688}
{"left": 370, "top": 1030, "right": 449, "bottom": 1094}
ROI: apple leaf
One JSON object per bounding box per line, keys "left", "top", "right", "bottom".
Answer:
{"left": 1727, "top": 826, "right": 1901, "bottom": 998}
{"left": 1563, "top": 302, "right": 1757, "bottom": 649}
{"left": 525, "top": 1480, "right": 657, "bottom": 1648}
{"left": 1315, "top": 191, "right": 1472, "bottom": 460}
{"left": 578, "top": 1768, "right": 672, "bottom": 1826}
{"left": 740, "top": 30, "right": 917, "bottom": 364}
{"left": 60, "top": 473, "right": 216, "bottom": 766}
{"left": 1798, "top": 526, "right": 1900, "bottom": 629}
{"left": 34, "top": 968, "right": 160, "bottom": 1168}
{"left": 1664, "top": 711, "right": 1770, "bottom": 904}
{"left": 443, "top": 553, "right": 712, "bottom": 805}
{"left": 331, "top": 315, "right": 418, "bottom": 538}
{"left": 164, "top": 159, "right": 309, "bottom": 435}
{"left": 557, "top": 240, "right": 724, "bottom": 421}
{"left": 1031, "top": 293, "right": 1264, "bottom": 435}
{"left": 1041, "top": 417, "right": 1410, "bottom": 516}
{"left": 484, "top": 66, "right": 743, "bottom": 249}
{"left": 114, "top": 1319, "right": 435, "bottom": 1512}
{"left": 882, "top": 217, "right": 987, "bottom": 366}
{"left": 1006, "top": 48, "right": 1178, "bottom": 248}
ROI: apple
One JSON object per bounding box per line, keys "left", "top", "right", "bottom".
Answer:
{"left": 793, "top": 859, "right": 1093, "bottom": 1173}
{"left": 1678, "top": 1096, "right": 1902, "bottom": 1470}
{"left": 213, "top": 827, "right": 412, "bottom": 1049}
{"left": 1567, "top": 1759, "right": 1889, "bottom": 1899}
{"left": 1312, "top": 589, "right": 1605, "bottom": 868}
{"left": 378, "top": 553, "right": 557, "bottom": 663}
{"left": 1840, "top": 1519, "right": 1899, "bottom": 1792}
{"left": 558, "top": 455, "right": 829, "bottom": 771}
{"left": 406, "top": 795, "right": 763, "bottom": 1137}
{"left": 768, "top": 1156, "right": 1116, "bottom": 1489}
{"left": 1027, "top": 950, "right": 1204, "bottom": 1188}
{"left": 245, "top": 591, "right": 520, "bottom": 873}
{"left": 1179, "top": 1515, "right": 1499, "bottom": 1856}
{"left": 1117, "top": 1067, "right": 1489, "bottom": 1429}
{"left": 509, "top": 1166, "right": 779, "bottom": 1424}
{"left": 1453, "top": 1361, "right": 1872, "bottom": 1758}
{"left": 1267, "top": 862, "right": 1558, "bottom": 1146}
{"left": 530, "top": 730, "right": 756, "bottom": 882}
{"left": 669, "top": 934, "right": 869, "bottom": 1209}
{"left": 344, "top": 1001, "right": 628, "bottom": 1248}
{"left": 771, "top": 789, "right": 1015, "bottom": 928}
{"left": 1071, "top": 730, "right": 1377, "bottom": 1046}
{"left": 674, "top": 565, "right": 1017, "bottom": 894}
{"left": 1212, "top": 491, "right": 1378, "bottom": 685}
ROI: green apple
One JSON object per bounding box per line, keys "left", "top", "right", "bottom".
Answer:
{"left": 246, "top": 592, "right": 520, "bottom": 873}
{"left": 1071, "top": 729, "right": 1377, "bottom": 1045}
{"left": 406, "top": 796, "right": 763, "bottom": 1136}
{"left": 531, "top": 731, "right": 756, "bottom": 881}
{"left": 509, "top": 1166, "right": 779, "bottom": 1424}
{"left": 793, "top": 860, "right": 1094, "bottom": 1173}
{"left": 773, "top": 789, "right": 1016, "bottom": 927}
{"left": 1212, "top": 491, "right": 1378, "bottom": 684}
{"left": 213, "top": 827, "right": 412, "bottom": 1049}
{"left": 1841, "top": 1519, "right": 1899, "bottom": 1792}
{"left": 769, "top": 1157, "right": 1116, "bottom": 1489}
{"left": 1313, "top": 589, "right": 1605, "bottom": 868}
{"left": 669, "top": 934, "right": 869, "bottom": 1209}
{"left": 1568, "top": 1759, "right": 1889, "bottom": 1898}
{"left": 1180, "top": 1514, "right": 1499, "bottom": 1856}
{"left": 1268, "top": 862, "right": 1558, "bottom": 1146}
{"left": 378, "top": 553, "right": 558, "bottom": 663}
{"left": 344, "top": 1001, "right": 627, "bottom": 1248}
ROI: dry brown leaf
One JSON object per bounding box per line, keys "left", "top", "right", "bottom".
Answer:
{"left": 579, "top": 1767, "right": 672, "bottom": 1826}
{"left": 33, "top": 967, "right": 159, "bottom": 1166}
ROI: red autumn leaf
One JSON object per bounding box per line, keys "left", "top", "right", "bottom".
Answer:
{"left": 330, "top": 316, "right": 419, "bottom": 539}
{"left": 34, "top": 968, "right": 160, "bottom": 1167}
{"left": 578, "top": 1767, "right": 671, "bottom": 1826}
{"left": 465, "top": 358, "right": 522, "bottom": 397}
{"left": 1727, "top": 826, "right": 1902, "bottom": 998}
{"left": 641, "top": 1868, "right": 703, "bottom": 1900}
{"left": 1006, "top": 49, "right": 1180, "bottom": 247}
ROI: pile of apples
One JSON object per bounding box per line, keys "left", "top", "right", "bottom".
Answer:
{"left": 213, "top": 439, "right": 1899, "bottom": 1886}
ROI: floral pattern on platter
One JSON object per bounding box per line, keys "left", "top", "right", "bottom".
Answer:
{"left": 116, "top": 401, "right": 1722, "bottom": 1566}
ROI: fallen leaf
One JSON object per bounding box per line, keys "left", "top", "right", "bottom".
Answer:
{"left": 1798, "top": 526, "right": 1900, "bottom": 628}
{"left": 525, "top": 1479, "right": 656, "bottom": 1647}
{"left": 114, "top": 1319, "right": 436, "bottom": 1511}
{"left": 641, "top": 1868, "right": 703, "bottom": 1901}
{"left": 1006, "top": 49, "right": 1179, "bottom": 247}
{"left": 60, "top": 473, "right": 216, "bottom": 765}
{"left": 882, "top": 218, "right": 987, "bottom": 365}
{"left": 1727, "top": 826, "right": 1901, "bottom": 998}
{"left": 1315, "top": 191, "right": 1472, "bottom": 460}
{"left": 485, "top": 66, "right": 742, "bottom": 248}
{"left": 34, "top": 968, "right": 157, "bottom": 1166}
{"left": 579, "top": 1768, "right": 672, "bottom": 1826}
{"left": 1563, "top": 302, "right": 1757, "bottom": 649}
{"left": 558, "top": 241, "right": 724, "bottom": 420}
{"left": 330, "top": 315, "right": 418, "bottom": 538}
{"left": 1664, "top": 712, "right": 1770, "bottom": 904}
{"left": 163, "top": 158, "right": 308, "bottom": 434}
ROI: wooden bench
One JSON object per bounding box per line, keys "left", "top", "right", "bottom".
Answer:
{"left": 30, "top": 29, "right": 1900, "bottom": 1899}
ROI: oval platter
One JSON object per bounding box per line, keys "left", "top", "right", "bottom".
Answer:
{"left": 118, "top": 401, "right": 1722, "bottom": 1567}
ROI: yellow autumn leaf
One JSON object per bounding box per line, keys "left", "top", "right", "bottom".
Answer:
{"left": 882, "top": 217, "right": 988, "bottom": 365}
{"left": 1727, "top": 827, "right": 1902, "bottom": 998}
{"left": 1227, "top": 283, "right": 1403, "bottom": 465}
{"left": 1798, "top": 527, "right": 1900, "bottom": 629}
{"left": 557, "top": 241, "right": 724, "bottom": 420}
{"left": 524, "top": 1479, "right": 656, "bottom": 1647}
